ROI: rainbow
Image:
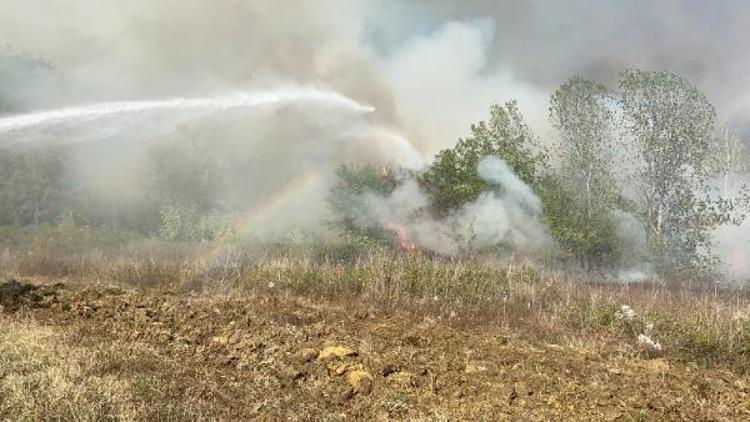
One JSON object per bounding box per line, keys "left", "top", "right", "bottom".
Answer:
{"left": 198, "top": 169, "right": 323, "bottom": 262}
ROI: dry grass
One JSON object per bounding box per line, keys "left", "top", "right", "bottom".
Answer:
{"left": 0, "top": 315, "right": 246, "bottom": 421}
{"left": 2, "top": 242, "right": 749, "bottom": 373}
{"left": 0, "top": 317, "right": 137, "bottom": 420}
{"left": 1, "top": 282, "right": 749, "bottom": 420}
{"left": 1, "top": 228, "right": 749, "bottom": 418}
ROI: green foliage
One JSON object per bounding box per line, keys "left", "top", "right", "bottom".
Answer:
{"left": 538, "top": 176, "right": 622, "bottom": 270}
{"left": 158, "top": 206, "right": 192, "bottom": 241}
{"left": 419, "top": 101, "right": 546, "bottom": 214}
{"left": 158, "top": 206, "right": 237, "bottom": 242}
{"left": 0, "top": 147, "right": 72, "bottom": 226}
{"left": 547, "top": 77, "right": 622, "bottom": 270}
{"left": 619, "top": 69, "right": 742, "bottom": 275}
{"left": 145, "top": 139, "right": 223, "bottom": 215}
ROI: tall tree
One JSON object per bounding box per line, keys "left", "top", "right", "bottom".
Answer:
{"left": 619, "top": 69, "right": 738, "bottom": 274}
{"left": 547, "top": 77, "right": 620, "bottom": 270}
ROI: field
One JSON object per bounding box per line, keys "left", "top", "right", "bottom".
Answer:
{"left": 1, "top": 234, "right": 749, "bottom": 420}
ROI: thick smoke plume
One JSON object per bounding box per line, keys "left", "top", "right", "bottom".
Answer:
{"left": 1, "top": 1, "right": 749, "bottom": 276}
{"left": 355, "top": 157, "right": 551, "bottom": 256}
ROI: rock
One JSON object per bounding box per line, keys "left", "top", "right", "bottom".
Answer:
{"left": 298, "top": 347, "right": 319, "bottom": 362}
{"left": 347, "top": 370, "right": 373, "bottom": 394}
{"left": 318, "top": 346, "right": 356, "bottom": 360}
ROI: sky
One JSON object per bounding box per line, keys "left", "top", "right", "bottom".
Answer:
{"left": 2, "top": 0, "right": 750, "bottom": 146}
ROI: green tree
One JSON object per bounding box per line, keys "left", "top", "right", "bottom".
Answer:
{"left": 0, "top": 148, "right": 71, "bottom": 226}
{"left": 146, "top": 139, "right": 223, "bottom": 214}
{"left": 711, "top": 124, "right": 748, "bottom": 197}
{"left": 547, "top": 77, "right": 621, "bottom": 270}
{"left": 619, "top": 69, "right": 742, "bottom": 274}
{"left": 537, "top": 176, "right": 622, "bottom": 270}
{"left": 419, "top": 101, "right": 546, "bottom": 215}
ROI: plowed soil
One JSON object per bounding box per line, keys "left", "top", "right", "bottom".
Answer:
{"left": 1, "top": 279, "right": 748, "bottom": 420}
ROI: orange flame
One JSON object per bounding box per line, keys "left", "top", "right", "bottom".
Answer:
{"left": 383, "top": 221, "right": 417, "bottom": 255}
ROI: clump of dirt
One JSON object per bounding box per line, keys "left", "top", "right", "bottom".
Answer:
{"left": 1, "top": 280, "right": 749, "bottom": 420}
{"left": 0, "top": 279, "right": 60, "bottom": 311}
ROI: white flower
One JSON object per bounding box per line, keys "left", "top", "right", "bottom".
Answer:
{"left": 637, "top": 334, "right": 662, "bottom": 352}
{"left": 267, "top": 282, "right": 276, "bottom": 289}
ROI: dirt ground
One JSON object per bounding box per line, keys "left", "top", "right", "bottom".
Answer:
{"left": 1, "top": 279, "right": 748, "bottom": 421}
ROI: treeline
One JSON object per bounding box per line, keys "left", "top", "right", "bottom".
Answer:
{"left": 1, "top": 67, "right": 748, "bottom": 277}
{"left": 331, "top": 70, "right": 750, "bottom": 277}
{"left": 0, "top": 139, "right": 235, "bottom": 242}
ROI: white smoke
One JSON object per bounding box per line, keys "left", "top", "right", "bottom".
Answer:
{"left": 355, "top": 156, "right": 551, "bottom": 256}
{"left": 714, "top": 219, "right": 750, "bottom": 281}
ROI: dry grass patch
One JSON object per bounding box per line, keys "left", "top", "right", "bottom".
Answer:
{"left": 0, "top": 317, "right": 136, "bottom": 421}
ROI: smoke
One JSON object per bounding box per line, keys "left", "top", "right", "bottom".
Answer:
{"left": 389, "top": 0, "right": 750, "bottom": 129}
{"left": 1, "top": 0, "right": 749, "bottom": 272}
{"left": 0, "top": 0, "right": 542, "bottom": 242}
{"left": 354, "top": 156, "right": 551, "bottom": 256}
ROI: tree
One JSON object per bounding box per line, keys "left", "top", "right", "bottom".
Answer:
{"left": 537, "top": 175, "right": 622, "bottom": 270}
{"left": 0, "top": 147, "right": 71, "bottom": 226}
{"left": 711, "top": 124, "right": 748, "bottom": 197}
{"left": 547, "top": 77, "right": 621, "bottom": 270}
{"left": 419, "top": 100, "right": 547, "bottom": 215}
{"left": 619, "top": 69, "right": 741, "bottom": 274}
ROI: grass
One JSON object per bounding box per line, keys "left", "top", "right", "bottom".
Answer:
{"left": 0, "top": 316, "right": 243, "bottom": 421}
{"left": 1, "top": 225, "right": 749, "bottom": 374}
{"left": 1, "top": 242, "right": 749, "bottom": 419}
{"left": 0, "top": 318, "right": 137, "bottom": 420}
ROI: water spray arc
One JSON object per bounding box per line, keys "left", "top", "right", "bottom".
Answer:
{"left": 0, "top": 87, "right": 375, "bottom": 140}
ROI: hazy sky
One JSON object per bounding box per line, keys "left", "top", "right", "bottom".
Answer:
{"left": 2, "top": 0, "right": 750, "bottom": 143}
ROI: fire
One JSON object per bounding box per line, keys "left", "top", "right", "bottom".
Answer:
{"left": 382, "top": 221, "right": 417, "bottom": 255}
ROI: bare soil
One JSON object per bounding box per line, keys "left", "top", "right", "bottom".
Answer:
{"left": 1, "top": 279, "right": 748, "bottom": 420}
